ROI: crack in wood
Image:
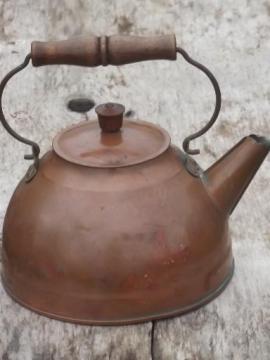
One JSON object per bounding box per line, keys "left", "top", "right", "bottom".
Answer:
{"left": 151, "top": 320, "right": 156, "bottom": 360}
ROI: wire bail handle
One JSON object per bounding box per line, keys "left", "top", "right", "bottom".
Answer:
{"left": 0, "top": 35, "right": 221, "bottom": 181}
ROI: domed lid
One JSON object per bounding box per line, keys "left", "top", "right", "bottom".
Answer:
{"left": 53, "top": 102, "right": 170, "bottom": 168}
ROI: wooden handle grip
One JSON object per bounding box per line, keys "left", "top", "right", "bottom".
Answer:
{"left": 31, "top": 35, "right": 177, "bottom": 67}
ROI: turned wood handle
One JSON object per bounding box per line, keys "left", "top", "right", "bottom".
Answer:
{"left": 31, "top": 35, "right": 177, "bottom": 67}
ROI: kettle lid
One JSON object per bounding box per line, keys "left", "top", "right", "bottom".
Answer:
{"left": 53, "top": 102, "right": 170, "bottom": 168}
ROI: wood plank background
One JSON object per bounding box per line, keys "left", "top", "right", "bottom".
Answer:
{"left": 0, "top": 1, "right": 269, "bottom": 359}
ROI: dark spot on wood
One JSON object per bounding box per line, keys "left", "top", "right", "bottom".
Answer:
{"left": 108, "top": 73, "right": 127, "bottom": 88}
{"left": 115, "top": 15, "right": 134, "bottom": 34}
{"left": 67, "top": 98, "right": 95, "bottom": 113}
{"left": 125, "top": 110, "right": 135, "bottom": 118}
{"left": 2, "top": 353, "right": 9, "bottom": 360}
{"left": 265, "top": 2, "right": 270, "bottom": 16}
{"left": 221, "top": 99, "right": 234, "bottom": 110}
{"left": 215, "top": 8, "right": 223, "bottom": 19}
{"left": 123, "top": 350, "right": 138, "bottom": 360}
{"left": 33, "top": 349, "right": 55, "bottom": 360}
{"left": 151, "top": 321, "right": 156, "bottom": 359}
{"left": 203, "top": 143, "right": 218, "bottom": 159}
{"left": 217, "top": 122, "right": 231, "bottom": 137}
{"left": 5, "top": 328, "right": 20, "bottom": 354}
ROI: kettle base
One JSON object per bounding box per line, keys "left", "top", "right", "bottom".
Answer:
{"left": 1, "top": 261, "right": 234, "bottom": 326}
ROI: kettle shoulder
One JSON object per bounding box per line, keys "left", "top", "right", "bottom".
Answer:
{"left": 31, "top": 147, "right": 222, "bottom": 216}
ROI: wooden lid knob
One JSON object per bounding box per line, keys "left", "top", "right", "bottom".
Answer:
{"left": 95, "top": 103, "right": 125, "bottom": 133}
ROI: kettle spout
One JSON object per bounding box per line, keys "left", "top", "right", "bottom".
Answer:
{"left": 205, "top": 135, "right": 270, "bottom": 214}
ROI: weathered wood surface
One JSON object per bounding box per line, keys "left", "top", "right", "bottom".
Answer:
{"left": 0, "top": 1, "right": 270, "bottom": 359}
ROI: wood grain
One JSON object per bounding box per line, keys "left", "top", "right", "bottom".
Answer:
{"left": 31, "top": 35, "right": 176, "bottom": 67}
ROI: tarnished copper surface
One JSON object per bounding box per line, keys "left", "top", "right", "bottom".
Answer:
{"left": 53, "top": 118, "right": 170, "bottom": 168}
{"left": 2, "top": 130, "right": 269, "bottom": 324}
{"left": 1, "top": 146, "right": 231, "bottom": 324}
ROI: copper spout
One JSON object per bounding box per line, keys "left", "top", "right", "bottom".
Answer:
{"left": 204, "top": 135, "right": 270, "bottom": 215}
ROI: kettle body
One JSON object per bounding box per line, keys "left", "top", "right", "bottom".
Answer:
{"left": 2, "top": 144, "right": 233, "bottom": 324}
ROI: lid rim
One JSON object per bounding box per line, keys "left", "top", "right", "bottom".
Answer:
{"left": 53, "top": 119, "right": 171, "bottom": 169}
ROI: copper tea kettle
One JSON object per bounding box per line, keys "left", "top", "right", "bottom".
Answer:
{"left": 0, "top": 34, "right": 269, "bottom": 325}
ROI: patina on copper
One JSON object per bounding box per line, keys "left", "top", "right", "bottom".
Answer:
{"left": 0, "top": 34, "right": 269, "bottom": 325}
{"left": 53, "top": 110, "right": 170, "bottom": 169}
